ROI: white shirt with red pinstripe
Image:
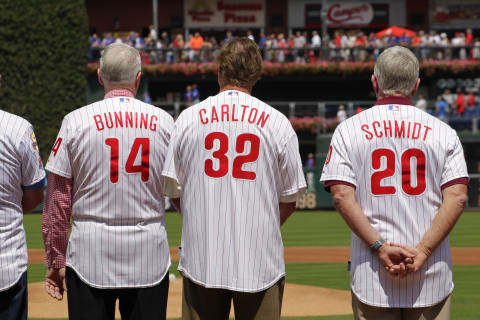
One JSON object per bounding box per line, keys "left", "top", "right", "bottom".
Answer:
{"left": 45, "top": 89, "right": 173, "bottom": 288}
{"left": 162, "top": 90, "right": 306, "bottom": 292}
{"left": 320, "top": 96, "right": 468, "bottom": 307}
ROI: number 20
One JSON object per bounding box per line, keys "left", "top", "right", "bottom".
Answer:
{"left": 371, "top": 148, "right": 426, "bottom": 196}
{"left": 204, "top": 132, "right": 260, "bottom": 180}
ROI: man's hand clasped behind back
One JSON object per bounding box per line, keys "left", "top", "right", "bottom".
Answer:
{"left": 379, "top": 242, "right": 429, "bottom": 278}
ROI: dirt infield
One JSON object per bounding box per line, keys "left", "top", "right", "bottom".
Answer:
{"left": 27, "top": 278, "right": 352, "bottom": 318}
{"left": 29, "top": 247, "right": 480, "bottom": 265}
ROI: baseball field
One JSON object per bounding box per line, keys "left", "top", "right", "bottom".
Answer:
{"left": 24, "top": 210, "right": 480, "bottom": 320}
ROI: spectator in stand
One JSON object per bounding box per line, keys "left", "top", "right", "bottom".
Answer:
{"left": 287, "top": 34, "right": 295, "bottom": 62}
{"left": 355, "top": 106, "right": 363, "bottom": 114}
{"left": 415, "top": 94, "right": 427, "bottom": 112}
{"left": 258, "top": 32, "right": 267, "bottom": 49}
{"left": 143, "top": 92, "right": 152, "bottom": 104}
{"left": 466, "top": 28, "right": 473, "bottom": 46}
{"left": 436, "top": 95, "right": 447, "bottom": 120}
{"left": 276, "top": 33, "right": 287, "bottom": 63}
{"left": 191, "top": 84, "right": 200, "bottom": 104}
{"left": 467, "top": 88, "right": 476, "bottom": 110}
{"left": 305, "top": 153, "right": 315, "bottom": 168}
{"left": 190, "top": 32, "right": 204, "bottom": 62}
{"left": 224, "top": 31, "right": 234, "bottom": 44}
{"left": 311, "top": 30, "right": 321, "bottom": 59}
{"left": 442, "top": 88, "right": 455, "bottom": 116}
{"left": 247, "top": 30, "right": 254, "bottom": 41}
{"left": 149, "top": 24, "right": 157, "bottom": 41}
{"left": 184, "top": 85, "right": 192, "bottom": 105}
{"left": 337, "top": 105, "right": 347, "bottom": 122}
{"left": 456, "top": 87, "right": 466, "bottom": 116}
{"left": 173, "top": 34, "right": 185, "bottom": 62}
{"left": 294, "top": 31, "right": 306, "bottom": 64}
{"left": 102, "top": 32, "right": 115, "bottom": 47}
{"left": 473, "top": 37, "right": 480, "bottom": 60}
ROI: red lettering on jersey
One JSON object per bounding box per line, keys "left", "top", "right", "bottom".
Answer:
{"left": 94, "top": 115, "right": 104, "bottom": 131}
{"left": 412, "top": 122, "right": 421, "bottom": 140}
{"left": 372, "top": 121, "right": 383, "bottom": 138}
{"left": 126, "top": 112, "right": 134, "bottom": 128}
{"left": 361, "top": 124, "right": 373, "bottom": 140}
{"left": 423, "top": 126, "right": 432, "bottom": 141}
{"left": 140, "top": 113, "right": 148, "bottom": 129}
{"left": 135, "top": 112, "right": 138, "bottom": 128}
{"left": 221, "top": 104, "right": 229, "bottom": 122}
{"left": 199, "top": 109, "right": 208, "bottom": 124}
{"left": 383, "top": 120, "right": 392, "bottom": 137}
{"left": 232, "top": 104, "right": 238, "bottom": 121}
{"left": 104, "top": 112, "right": 114, "bottom": 129}
{"left": 211, "top": 106, "right": 219, "bottom": 122}
{"left": 150, "top": 115, "right": 158, "bottom": 131}
{"left": 248, "top": 108, "right": 258, "bottom": 124}
{"left": 114, "top": 112, "right": 123, "bottom": 128}
{"left": 257, "top": 111, "right": 270, "bottom": 128}
{"left": 241, "top": 105, "right": 249, "bottom": 121}
{"left": 51, "top": 138, "right": 63, "bottom": 156}
{"left": 395, "top": 120, "right": 405, "bottom": 138}
{"left": 407, "top": 121, "right": 411, "bottom": 138}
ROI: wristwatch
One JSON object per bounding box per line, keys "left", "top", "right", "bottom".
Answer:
{"left": 370, "top": 238, "right": 386, "bottom": 252}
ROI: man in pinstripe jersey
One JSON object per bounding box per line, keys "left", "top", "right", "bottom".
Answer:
{"left": 42, "top": 43, "right": 173, "bottom": 320}
{"left": 321, "top": 46, "right": 468, "bottom": 319}
{"left": 162, "top": 38, "right": 306, "bottom": 319}
{"left": 0, "top": 72, "right": 46, "bottom": 320}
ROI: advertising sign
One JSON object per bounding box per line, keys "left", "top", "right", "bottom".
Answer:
{"left": 185, "top": 0, "right": 265, "bottom": 28}
{"left": 431, "top": 0, "right": 480, "bottom": 28}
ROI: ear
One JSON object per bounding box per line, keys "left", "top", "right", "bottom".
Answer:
{"left": 371, "top": 74, "right": 379, "bottom": 95}
{"left": 135, "top": 71, "right": 142, "bottom": 90}
{"left": 411, "top": 78, "right": 421, "bottom": 96}
{"left": 97, "top": 69, "right": 104, "bottom": 86}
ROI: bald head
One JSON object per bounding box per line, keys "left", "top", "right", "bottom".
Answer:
{"left": 99, "top": 43, "right": 141, "bottom": 85}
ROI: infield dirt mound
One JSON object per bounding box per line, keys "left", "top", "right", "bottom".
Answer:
{"left": 28, "top": 279, "right": 352, "bottom": 318}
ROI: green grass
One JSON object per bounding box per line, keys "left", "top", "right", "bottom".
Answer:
{"left": 449, "top": 211, "right": 480, "bottom": 247}
{"left": 286, "top": 263, "right": 349, "bottom": 290}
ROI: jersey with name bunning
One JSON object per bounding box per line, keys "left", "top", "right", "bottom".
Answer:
{"left": 320, "top": 101, "right": 468, "bottom": 307}
{"left": 162, "top": 90, "right": 306, "bottom": 292}
{"left": 46, "top": 97, "right": 173, "bottom": 288}
{"left": 0, "top": 111, "right": 46, "bottom": 291}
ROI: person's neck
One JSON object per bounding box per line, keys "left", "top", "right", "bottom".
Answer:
{"left": 376, "top": 92, "right": 410, "bottom": 100}
{"left": 104, "top": 85, "right": 136, "bottom": 96}
{"left": 219, "top": 84, "right": 251, "bottom": 95}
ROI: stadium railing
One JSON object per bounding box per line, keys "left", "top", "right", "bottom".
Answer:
{"left": 89, "top": 45, "right": 480, "bottom": 63}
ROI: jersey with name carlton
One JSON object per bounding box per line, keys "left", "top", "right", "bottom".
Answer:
{"left": 46, "top": 97, "right": 173, "bottom": 288}
{"left": 320, "top": 102, "right": 468, "bottom": 307}
{"left": 162, "top": 90, "right": 306, "bottom": 292}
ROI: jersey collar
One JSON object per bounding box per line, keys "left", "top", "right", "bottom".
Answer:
{"left": 375, "top": 96, "right": 413, "bottom": 106}
{"left": 104, "top": 88, "right": 135, "bottom": 99}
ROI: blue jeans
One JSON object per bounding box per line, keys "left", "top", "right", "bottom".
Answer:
{"left": 0, "top": 271, "right": 28, "bottom": 320}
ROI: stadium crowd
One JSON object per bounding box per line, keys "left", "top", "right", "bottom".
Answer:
{"left": 89, "top": 27, "right": 480, "bottom": 64}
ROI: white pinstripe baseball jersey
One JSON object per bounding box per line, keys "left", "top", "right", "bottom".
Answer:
{"left": 45, "top": 95, "right": 173, "bottom": 288}
{"left": 162, "top": 90, "right": 306, "bottom": 292}
{"left": 320, "top": 97, "right": 468, "bottom": 307}
{"left": 0, "top": 111, "right": 46, "bottom": 291}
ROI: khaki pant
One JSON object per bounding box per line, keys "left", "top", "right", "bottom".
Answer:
{"left": 182, "top": 276, "right": 285, "bottom": 320}
{"left": 352, "top": 291, "right": 451, "bottom": 320}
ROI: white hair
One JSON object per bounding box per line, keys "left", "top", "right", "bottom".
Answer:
{"left": 374, "top": 46, "right": 419, "bottom": 97}
{"left": 99, "top": 43, "right": 141, "bottom": 84}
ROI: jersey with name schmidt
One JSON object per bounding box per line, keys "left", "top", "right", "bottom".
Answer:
{"left": 162, "top": 90, "right": 306, "bottom": 292}
{"left": 46, "top": 96, "right": 173, "bottom": 288}
{"left": 320, "top": 98, "right": 468, "bottom": 307}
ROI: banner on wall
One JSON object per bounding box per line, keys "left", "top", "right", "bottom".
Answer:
{"left": 430, "top": 0, "right": 480, "bottom": 28}
{"left": 305, "top": 2, "right": 389, "bottom": 28}
{"left": 185, "top": 0, "right": 265, "bottom": 28}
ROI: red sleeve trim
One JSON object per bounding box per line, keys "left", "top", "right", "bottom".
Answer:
{"left": 324, "top": 180, "right": 356, "bottom": 193}
{"left": 441, "top": 177, "right": 469, "bottom": 190}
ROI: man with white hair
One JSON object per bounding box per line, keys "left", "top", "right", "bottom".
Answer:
{"left": 321, "top": 46, "right": 468, "bottom": 319}
{"left": 42, "top": 43, "right": 173, "bottom": 320}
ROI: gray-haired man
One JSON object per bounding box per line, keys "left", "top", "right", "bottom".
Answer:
{"left": 42, "top": 43, "right": 173, "bottom": 320}
{"left": 321, "top": 46, "right": 468, "bottom": 319}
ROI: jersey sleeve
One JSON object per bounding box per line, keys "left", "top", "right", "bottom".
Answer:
{"left": 278, "top": 131, "right": 307, "bottom": 202}
{"left": 320, "top": 125, "right": 357, "bottom": 187}
{"left": 19, "top": 125, "right": 46, "bottom": 189}
{"left": 161, "top": 120, "right": 181, "bottom": 193}
{"left": 440, "top": 130, "right": 469, "bottom": 187}
{"left": 45, "top": 117, "right": 72, "bottom": 178}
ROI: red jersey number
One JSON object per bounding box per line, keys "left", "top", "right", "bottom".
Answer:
{"left": 105, "top": 138, "right": 150, "bottom": 183}
{"left": 204, "top": 132, "right": 260, "bottom": 180}
{"left": 371, "top": 148, "right": 426, "bottom": 196}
